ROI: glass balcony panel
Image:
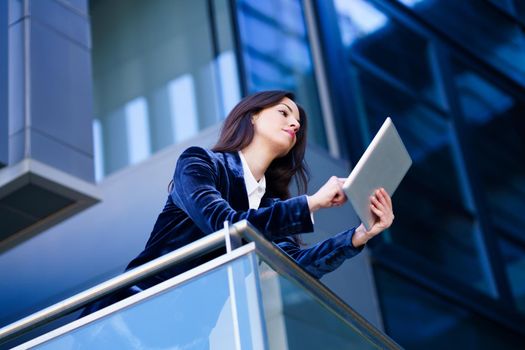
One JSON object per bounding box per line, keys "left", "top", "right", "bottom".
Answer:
{"left": 356, "top": 69, "right": 495, "bottom": 296}
{"left": 257, "top": 260, "right": 379, "bottom": 349}
{"left": 236, "top": 0, "right": 328, "bottom": 149}
{"left": 333, "top": 0, "right": 446, "bottom": 109}
{"left": 30, "top": 255, "right": 264, "bottom": 350}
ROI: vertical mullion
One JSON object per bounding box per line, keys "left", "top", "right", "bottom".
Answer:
{"left": 206, "top": 0, "right": 226, "bottom": 121}
{"left": 227, "top": 0, "right": 248, "bottom": 97}
{"left": 302, "top": 0, "right": 341, "bottom": 158}
{"left": 308, "top": 0, "right": 366, "bottom": 163}
{"left": 433, "top": 42, "right": 515, "bottom": 307}
{"left": 0, "top": 0, "right": 7, "bottom": 167}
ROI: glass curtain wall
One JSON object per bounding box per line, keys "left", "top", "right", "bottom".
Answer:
{"left": 235, "top": 0, "right": 328, "bottom": 149}
{"left": 399, "top": 0, "right": 525, "bottom": 85}
{"left": 328, "top": 0, "right": 525, "bottom": 347}
{"left": 90, "top": 0, "right": 241, "bottom": 179}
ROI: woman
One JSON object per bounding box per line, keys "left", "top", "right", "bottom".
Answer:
{"left": 126, "top": 90, "right": 394, "bottom": 284}
{"left": 80, "top": 90, "right": 394, "bottom": 322}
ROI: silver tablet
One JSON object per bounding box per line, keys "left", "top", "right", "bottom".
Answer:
{"left": 343, "top": 117, "right": 412, "bottom": 230}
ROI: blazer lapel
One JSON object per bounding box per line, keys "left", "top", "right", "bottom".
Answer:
{"left": 223, "top": 151, "right": 250, "bottom": 211}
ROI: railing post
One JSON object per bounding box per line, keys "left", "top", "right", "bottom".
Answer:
{"left": 224, "top": 220, "right": 242, "bottom": 252}
{"left": 224, "top": 220, "right": 243, "bottom": 349}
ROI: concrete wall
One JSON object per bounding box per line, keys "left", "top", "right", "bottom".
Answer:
{"left": 7, "top": 0, "right": 94, "bottom": 181}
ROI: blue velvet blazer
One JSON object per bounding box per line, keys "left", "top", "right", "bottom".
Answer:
{"left": 127, "top": 146, "right": 363, "bottom": 284}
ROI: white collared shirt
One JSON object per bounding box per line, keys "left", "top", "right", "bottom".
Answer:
{"left": 238, "top": 151, "right": 266, "bottom": 209}
{"left": 238, "top": 151, "right": 314, "bottom": 224}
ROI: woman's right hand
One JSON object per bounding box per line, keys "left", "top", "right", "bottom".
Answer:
{"left": 307, "top": 176, "right": 347, "bottom": 213}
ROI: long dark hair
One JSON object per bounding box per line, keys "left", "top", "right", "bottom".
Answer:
{"left": 213, "top": 90, "right": 310, "bottom": 199}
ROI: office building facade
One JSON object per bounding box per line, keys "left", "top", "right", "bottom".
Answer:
{"left": 1, "top": 0, "right": 524, "bottom": 348}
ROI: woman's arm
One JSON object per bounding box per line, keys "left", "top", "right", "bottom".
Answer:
{"left": 170, "top": 147, "right": 314, "bottom": 240}
{"left": 276, "top": 188, "right": 395, "bottom": 279}
{"left": 275, "top": 229, "right": 364, "bottom": 279}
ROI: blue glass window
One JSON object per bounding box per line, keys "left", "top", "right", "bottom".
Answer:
{"left": 451, "top": 59, "right": 525, "bottom": 312}
{"left": 452, "top": 60, "right": 525, "bottom": 245}
{"left": 236, "top": 0, "right": 328, "bottom": 149}
{"left": 374, "top": 267, "right": 524, "bottom": 350}
{"left": 356, "top": 68, "right": 495, "bottom": 296}
{"left": 498, "top": 237, "right": 525, "bottom": 313}
{"left": 334, "top": 0, "right": 446, "bottom": 109}
{"left": 396, "top": 0, "right": 525, "bottom": 85}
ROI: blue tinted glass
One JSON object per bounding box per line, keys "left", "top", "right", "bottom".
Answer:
{"left": 33, "top": 256, "right": 264, "bottom": 349}
{"left": 236, "top": 0, "right": 328, "bottom": 149}
{"left": 515, "top": 1, "right": 525, "bottom": 18}
{"left": 488, "top": 0, "right": 525, "bottom": 22}
{"left": 499, "top": 237, "right": 525, "bottom": 313}
{"left": 396, "top": 0, "right": 525, "bottom": 84}
{"left": 452, "top": 60, "right": 525, "bottom": 249}
{"left": 454, "top": 59, "right": 525, "bottom": 314}
{"left": 374, "top": 267, "right": 524, "bottom": 349}
{"left": 334, "top": 0, "right": 446, "bottom": 108}
{"left": 356, "top": 69, "right": 495, "bottom": 296}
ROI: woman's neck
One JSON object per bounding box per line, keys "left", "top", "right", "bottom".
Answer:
{"left": 240, "top": 142, "right": 275, "bottom": 181}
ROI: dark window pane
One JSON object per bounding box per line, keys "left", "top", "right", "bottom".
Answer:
{"left": 357, "top": 69, "right": 494, "bottom": 295}
{"left": 236, "top": 0, "right": 328, "bottom": 149}
{"left": 374, "top": 267, "right": 525, "bottom": 350}
{"left": 499, "top": 237, "right": 525, "bottom": 313}
{"left": 397, "top": 0, "right": 525, "bottom": 84}
{"left": 515, "top": 0, "right": 525, "bottom": 18}
{"left": 453, "top": 60, "right": 525, "bottom": 245}
{"left": 453, "top": 60, "right": 525, "bottom": 313}
{"left": 488, "top": 0, "right": 525, "bottom": 22}
{"left": 334, "top": 0, "right": 446, "bottom": 108}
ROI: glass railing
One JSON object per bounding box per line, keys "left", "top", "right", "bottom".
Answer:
{"left": 2, "top": 221, "right": 402, "bottom": 349}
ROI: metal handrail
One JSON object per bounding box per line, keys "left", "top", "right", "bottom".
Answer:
{"left": 0, "top": 225, "right": 232, "bottom": 343}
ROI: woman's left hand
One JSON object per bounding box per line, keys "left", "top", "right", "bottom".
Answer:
{"left": 352, "top": 188, "right": 394, "bottom": 247}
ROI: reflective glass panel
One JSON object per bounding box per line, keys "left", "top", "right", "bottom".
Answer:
{"left": 452, "top": 60, "right": 525, "bottom": 245}
{"left": 452, "top": 60, "right": 525, "bottom": 311}
{"left": 488, "top": 0, "right": 525, "bottom": 22}
{"left": 31, "top": 255, "right": 264, "bottom": 349}
{"left": 333, "top": 0, "right": 446, "bottom": 108}
{"left": 236, "top": 0, "right": 328, "bottom": 149}
{"left": 356, "top": 68, "right": 494, "bottom": 295}
{"left": 257, "top": 260, "right": 380, "bottom": 349}
{"left": 498, "top": 237, "right": 525, "bottom": 313}
{"left": 396, "top": 0, "right": 525, "bottom": 84}
{"left": 90, "top": 0, "right": 240, "bottom": 179}
{"left": 515, "top": 1, "right": 525, "bottom": 18}
{"left": 374, "top": 267, "right": 525, "bottom": 350}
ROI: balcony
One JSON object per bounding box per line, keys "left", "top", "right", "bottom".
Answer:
{"left": 0, "top": 221, "right": 401, "bottom": 349}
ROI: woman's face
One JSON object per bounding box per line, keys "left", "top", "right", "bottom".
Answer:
{"left": 251, "top": 97, "right": 301, "bottom": 157}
